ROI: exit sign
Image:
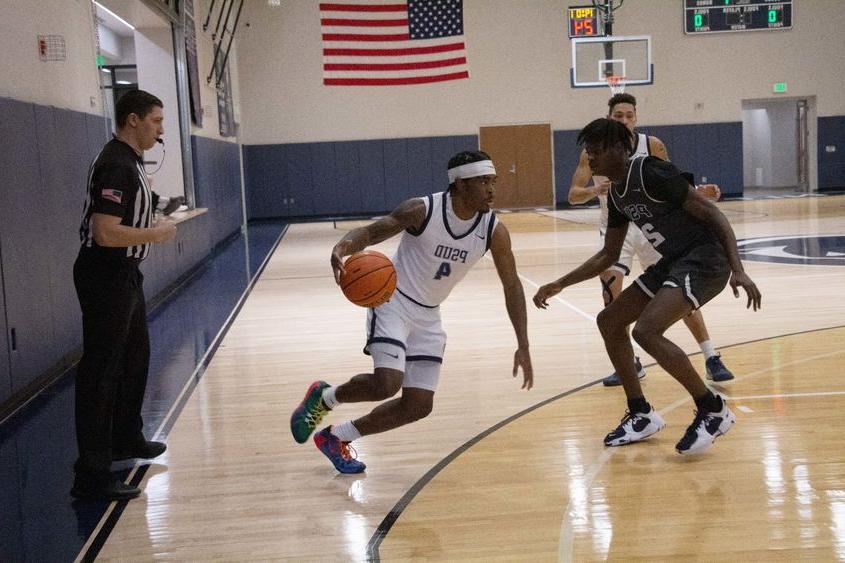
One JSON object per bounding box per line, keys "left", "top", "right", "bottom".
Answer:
{"left": 773, "top": 82, "right": 788, "bottom": 93}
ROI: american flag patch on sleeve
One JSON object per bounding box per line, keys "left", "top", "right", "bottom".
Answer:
{"left": 101, "top": 188, "right": 123, "bottom": 204}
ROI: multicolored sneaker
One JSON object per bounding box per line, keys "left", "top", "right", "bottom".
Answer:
{"left": 675, "top": 397, "right": 736, "bottom": 455}
{"left": 604, "top": 406, "right": 665, "bottom": 446}
{"left": 602, "top": 357, "right": 646, "bottom": 387}
{"left": 313, "top": 427, "right": 366, "bottom": 474}
{"left": 705, "top": 354, "right": 735, "bottom": 382}
{"left": 290, "top": 380, "right": 331, "bottom": 444}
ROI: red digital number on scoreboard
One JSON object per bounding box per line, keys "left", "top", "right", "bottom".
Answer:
{"left": 574, "top": 19, "right": 594, "bottom": 35}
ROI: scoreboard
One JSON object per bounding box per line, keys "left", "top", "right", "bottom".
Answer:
{"left": 685, "top": 0, "right": 792, "bottom": 34}
{"left": 567, "top": 6, "right": 604, "bottom": 38}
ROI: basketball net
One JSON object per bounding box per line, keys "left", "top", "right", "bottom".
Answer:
{"left": 606, "top": 75, "right": 627, "bottom": 95}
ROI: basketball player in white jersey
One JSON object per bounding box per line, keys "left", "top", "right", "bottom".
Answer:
{"left": 290, "top": 150, "right": 533, "bottom": 473}
{"left": 535, "top": 118, "right": 761, "bottom": 454}
{"left": 568, "top": 93, "right": 734, "bottom": 386}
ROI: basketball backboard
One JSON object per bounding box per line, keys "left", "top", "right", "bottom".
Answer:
{"left": 570, "top": 35, "right": 653, "bottom": 88}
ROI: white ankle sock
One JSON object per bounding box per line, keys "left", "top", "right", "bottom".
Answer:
{"left": 321, "top": 386, "right": 340, "bottom": 409}
{"left": 331, "top": 421, "right": 361, "bottom": 443}
{"left": 700, "top": 340, "right": 717, "bottom": 359}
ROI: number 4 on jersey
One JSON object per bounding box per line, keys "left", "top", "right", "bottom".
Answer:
{"left": 434, "top": 262, "right": 451, "bottom": 280}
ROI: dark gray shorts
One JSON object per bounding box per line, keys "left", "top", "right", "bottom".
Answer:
{"left": 633, "top": 242, "right": 730, "bottom": 310}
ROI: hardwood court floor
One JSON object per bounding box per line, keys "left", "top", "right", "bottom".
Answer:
{"left": 95, "top": 196, "right": 845, "bottom": 561}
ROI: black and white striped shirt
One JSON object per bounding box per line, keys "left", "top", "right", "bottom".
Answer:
{"left": 79, "top": 137, "right": 153, "bottom": 264}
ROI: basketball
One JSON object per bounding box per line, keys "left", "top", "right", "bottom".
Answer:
{"left": 339, "top": 251, "right": 397, "bottom": 308}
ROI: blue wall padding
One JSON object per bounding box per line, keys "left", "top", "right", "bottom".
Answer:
{"left": 244, "top": 125, "right": 748, "bottom": 218}
{"left": 0, "top": 96, "right": 234, "bottom": 410}
{"left": 243, "top": 134, "right": 478, "bottom": 219}
{"left": 191, "top": 135, "right": 243, "bottom": 241}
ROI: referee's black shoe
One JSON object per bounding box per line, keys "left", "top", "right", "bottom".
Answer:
{"left": 71, "top": 475, "right": 141, "bottom": 501}
{"left": 112, "top": 440, "right": 167, "bottom": 462}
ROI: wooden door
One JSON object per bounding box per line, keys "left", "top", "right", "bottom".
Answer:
{"left": 479, "top": 123, "right": 553, "bottom": 209}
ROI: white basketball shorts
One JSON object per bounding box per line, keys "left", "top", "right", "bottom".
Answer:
{"left": 364, "top": 290, "right": 446, "bottom": 392}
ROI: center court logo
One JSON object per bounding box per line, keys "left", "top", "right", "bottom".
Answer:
{"left": 737, "top": 235, "right": 845, "bottom": 266}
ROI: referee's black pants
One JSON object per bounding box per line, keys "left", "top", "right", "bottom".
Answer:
{"left": 73, "top": 252, "right": 150, "bottom": 478}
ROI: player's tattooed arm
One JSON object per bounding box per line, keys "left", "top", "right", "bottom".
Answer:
{"left": 330, "top": 198, "right": 426, "bottom": 282}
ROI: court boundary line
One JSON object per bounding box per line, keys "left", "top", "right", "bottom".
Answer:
{"left": 731, "top": 390, "right": 845, "bottom": 401}
{"left": 367, "top": 323, "right": 845, "bottom": 561}
{"left": 514, "top": 263, "right": 598, "bottom": 322}
{"left": 74, "top": 224, "right": 290, "bottom": 563}
{"left": 364, "top": 378, "right": 604, "bottom": 562}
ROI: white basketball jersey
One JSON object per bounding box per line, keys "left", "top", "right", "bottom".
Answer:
{"left": 393, "top": 191, "right": 498, "bottom": 308}
{"left": 597, "top": 132, "right": 651, "bottom": 231}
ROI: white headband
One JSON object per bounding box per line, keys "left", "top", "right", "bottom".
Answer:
{"left": 448, "top": 160, "right": 496, "bottom": 184}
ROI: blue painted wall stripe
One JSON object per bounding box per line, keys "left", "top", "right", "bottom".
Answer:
{"left": 243, "top": 122, "right": 768, "bottom": 218}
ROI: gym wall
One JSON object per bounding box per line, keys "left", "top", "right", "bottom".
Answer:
{"left": 235, "top": 0, "right": 845, "bottom": 213}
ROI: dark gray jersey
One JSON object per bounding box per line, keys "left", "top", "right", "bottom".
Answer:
{"left": 608, "top": 156, "right": 717, "bottom": 262}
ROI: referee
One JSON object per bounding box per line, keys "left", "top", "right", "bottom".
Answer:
{"left": 71, "top": 90, "right": 177, "bottom": 501}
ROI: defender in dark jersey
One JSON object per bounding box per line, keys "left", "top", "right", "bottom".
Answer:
{"left": 72, "top": 90, "right": 177, "bottom": 500}
{"left": 568, "top": 93, "right": 735, "bottom": 387}
{"left": 534, "top": 118, "right": 761, "bottom": 455}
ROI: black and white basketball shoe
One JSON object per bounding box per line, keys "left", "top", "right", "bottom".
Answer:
{"left": 604, "top": 407, "right": 666, "bottom": 447}
{"left": 675, "top": 396, "right": 736, "bottom": 455}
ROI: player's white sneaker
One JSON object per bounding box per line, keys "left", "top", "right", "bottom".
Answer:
{"left": 604, "top": 407, "right": 666, "bottom": 447}
{"left": 675, "top": 397, "right": 736, "bottom": 455}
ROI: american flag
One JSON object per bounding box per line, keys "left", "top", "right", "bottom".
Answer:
{"left": 320, "top": 0, "right": 469, "bottom": 86}
{"left": 100, "top": 188, "right": 123, "bottom": 204}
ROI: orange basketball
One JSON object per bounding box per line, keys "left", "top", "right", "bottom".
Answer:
{"left": 339, "top": 250, "right": 397, "bottom": 308}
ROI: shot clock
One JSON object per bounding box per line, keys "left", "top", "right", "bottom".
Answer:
{"left": 567, "top": 6, "right": 605, "bottom": 38}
